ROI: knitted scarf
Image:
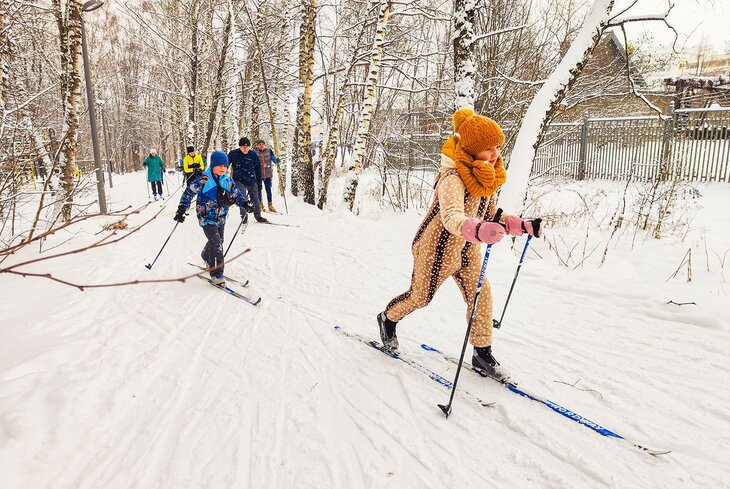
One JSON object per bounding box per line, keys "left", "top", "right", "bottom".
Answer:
{"left": 442, "top": 136, "right": 506, "bottom": 197}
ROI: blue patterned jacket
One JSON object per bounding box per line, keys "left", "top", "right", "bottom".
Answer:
{"left": 178, "top": 166, "right": 246, "bottom": 227}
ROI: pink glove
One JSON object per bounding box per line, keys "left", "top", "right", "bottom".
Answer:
{"left": 504, "top": 215, "right": 543, "bottom": 238}
{"left": 461, "top": 218, "right": 505, "bottom": 244}
{"left": 504, "top": 215, "right": 525, "bottom": 237}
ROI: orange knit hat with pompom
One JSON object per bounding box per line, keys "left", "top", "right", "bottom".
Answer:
{"left": 453, "top": 108, "right": 504, "bottom": 156}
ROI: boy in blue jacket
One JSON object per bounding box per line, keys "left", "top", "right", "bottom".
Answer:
{"left": 174, "top": 151, "right": 248, "bottom": 286}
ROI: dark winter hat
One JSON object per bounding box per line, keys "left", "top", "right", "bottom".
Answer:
{"left": 210, "top": 150, "right": 229, "bottom": 168}
{"left": 186, "top": 146, "right": 195, "bottom": 153}
{"left": 254, "top": 139, "right": 265, "bottom": 146}
{"left": 239, "top": 137, "right": 251, "bottom": 147}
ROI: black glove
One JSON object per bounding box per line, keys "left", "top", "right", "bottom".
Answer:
{"left": 174, "top": 205, "right": 187, "bottom": 223}
{"left": 191, "top": 163, "right": 201, "bottom": 169}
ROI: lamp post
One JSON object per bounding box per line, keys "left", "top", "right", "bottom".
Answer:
{"left": 80, "top": 0, "right": 107, "bottom": 213}
{"left": 97, "top": 99, "right": 113, "bottom": 188}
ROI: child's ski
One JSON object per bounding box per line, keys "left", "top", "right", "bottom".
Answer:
{"left": 420, "top": 343, "right": 669, "bottom": 456}
{"left": 334, "top": 326, "right": 494, "bottom": 409}
{"left": 196, "top": 274, "right": 261, "bottom": 305}
{"left": 263, "top": 222, "right": 299, "bottom": 228}
{"left": 188, "top": 263, "right": 249, "bottom": 287}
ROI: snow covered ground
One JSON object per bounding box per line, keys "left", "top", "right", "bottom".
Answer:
{"left": 1, "top": 171, "right": 729, "bottom": 488}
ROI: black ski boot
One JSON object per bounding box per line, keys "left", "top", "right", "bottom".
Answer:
{"left": 472, "top": 345, "right": 513, "bottom": 384}
{"left": 377, "top": 311, "right": 399, "bottom": 352}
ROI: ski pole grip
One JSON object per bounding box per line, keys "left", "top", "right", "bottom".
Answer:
{"left": 492, "top": 208, "right": 503, "bottom": 223}
{"left": 532, "top": 217, "right": 543, "bottom": 238}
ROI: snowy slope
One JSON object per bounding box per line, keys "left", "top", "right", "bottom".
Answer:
{"left": 1, "top": 172, "right": 729, "bottom": 488}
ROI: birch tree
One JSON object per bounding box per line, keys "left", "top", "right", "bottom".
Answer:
{"left": 316, "top": 21, "right": 368, "bottom": 209}
{"left": 453, "top": 0, "right": 476, "bottom": 109}
{"left": 498, "top": 0, "right": 676, "bottom": 213}
{"left": 241, "top": 0, "right": 289, "bottom": 206}
{"left": 342, "top": 0, "right": 392, "bottom": 211}
{"left": 291, "top": 0, "right": 316, "bottom": 203}
{"left": 53, "top": 0, "right": 83, "bottom": 222}
{"left": 201, "top": 11, "right": 232, "bottom": 154}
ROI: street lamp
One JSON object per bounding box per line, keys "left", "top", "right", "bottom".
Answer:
{"left": 82, "top": 0, "right": 103, "bottom": 12}
{"left": 96, "top": 99, "right": 113, "bottom": 188}
{"left": 80, "top": 0, "right": 107, "bottom": 213}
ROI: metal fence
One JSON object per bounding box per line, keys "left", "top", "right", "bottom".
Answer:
{"left": 532, "top": 105, "right": 730, "bottom": 182}
{"left": 383, "top": 105, "right": 730, "bottom": 182}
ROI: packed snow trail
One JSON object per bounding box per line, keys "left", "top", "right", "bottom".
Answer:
{"left": 1, "top": 172, "right": 730, "bottom": 488}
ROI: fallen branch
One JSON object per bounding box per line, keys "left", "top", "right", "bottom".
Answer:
{"left": 0, "top": 204, "right": 159, "bottom": 272}
{"left": 0, "top": 203, "right": 149, "bottom": 258}
{"left": 2, "top": 249, "right": 251, "bottom": 291}
{"left": 553, "top": 378, "right": 603, "bottom": 398}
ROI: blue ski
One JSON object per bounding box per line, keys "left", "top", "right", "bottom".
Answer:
{"left": 189, "top": 263, "right": 249, "bottom": 287}
{"left": 421, "top": 343, "right": 669, "bottom": 456}
{"left": 196, "top": 274, "right": 261, "bottom": 305}
{"left": 334, "top": 326, "right": 494, "bottom": 408}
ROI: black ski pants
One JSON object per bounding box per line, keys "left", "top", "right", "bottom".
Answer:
{"left": 234, "top": 180, "right": 263, "bottom": 219}
{"left": 150, "top": 181, "right": 162, "bottom": 195}
{"left": 201, "top": 224, "right": 226, "bottom": 278}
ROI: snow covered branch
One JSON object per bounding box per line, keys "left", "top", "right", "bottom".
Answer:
{"left": 495, "top": 68, "right": 545, "bottom": 87}
{"left": 472, "top": 24, "right": 527, "bottom": 43}
{"left": 619, "top": 25, "right": 662, "bottom": 116}
{"left": 607, "top": 1, "right": 679, "bottom": 51}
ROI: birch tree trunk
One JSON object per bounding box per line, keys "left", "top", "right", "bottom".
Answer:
{"left": 497, "top": 0, "right": 615, "bottom": 213}
{"left": 202, "top": 12, "right": 231, "bottom": 155}
{"left": 187, "top": 5, "right": 200, "bottom": 147}
{"left": 243, "top": 3, "right": 288, "bottom": 207}
{"left": 0, "top": 4, "right": 7, "bottom": 123}
{"left": 53, "top": 0, "right": 83, "bottom": 222}
{"left": 0, "top": 4, "right": 10, "bottom": 152}
{"left": 341, "top": 0, "right": 392, "bottom": 211}
{"left": 316, "top": 20, "right": 367, "bottom": 209}
{"left": 453, "top": 0, "right": 476, "bottom": 110}
{"left": 291, "top": 0, "right": 316, "bottom": 203}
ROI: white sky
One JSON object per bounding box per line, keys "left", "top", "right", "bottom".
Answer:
{"left": 621, "top": 0, "right": 730, "bottom": 53}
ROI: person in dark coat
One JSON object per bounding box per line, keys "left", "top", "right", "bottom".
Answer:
{"left": 227, "top": 137, "right": 268, "bottom": 223}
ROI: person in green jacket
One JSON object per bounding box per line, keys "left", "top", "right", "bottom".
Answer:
{"left": 142, "top": 149, "right": 166, "bottom": 200}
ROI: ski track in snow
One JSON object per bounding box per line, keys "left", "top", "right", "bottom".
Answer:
{"left": 1, "top": 173, "right": 729, "bottom": 488}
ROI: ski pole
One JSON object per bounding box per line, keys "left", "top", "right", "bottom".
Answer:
{"left": 145, "top": 222, "right": 179, "bottom": 270}
{"left": 493, "top": 225, "right": 539, "bottom": 330}
{"left": 438, "top": 242, "right": 494, "bottom": 419}
{"left": 223, "top": 217, "right": 247, "bottom": 258}
{"left": 146, "top": 172, "right": 150, "bottom": 199}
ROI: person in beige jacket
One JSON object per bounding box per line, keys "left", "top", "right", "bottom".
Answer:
{"left": 377, "top": 108, "right": 542, "bottom": 381}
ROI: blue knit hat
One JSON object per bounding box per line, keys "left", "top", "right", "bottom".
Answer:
{"left": 210, "top": 150, "right": 229, "bottom": 168}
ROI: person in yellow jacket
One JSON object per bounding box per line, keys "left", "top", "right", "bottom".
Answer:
{"left": 183, "top": 146, "right": 206, "bottom": 185}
